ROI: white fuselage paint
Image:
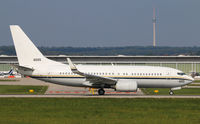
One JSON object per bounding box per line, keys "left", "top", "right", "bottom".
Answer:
{"left": 18, "top": 64, "right": 194, "bottom": 89}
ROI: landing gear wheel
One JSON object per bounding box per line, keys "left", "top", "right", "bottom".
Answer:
{"left": 169, "top": 90, "right": 174, "bottom": 95}
{"left": 98, "top": 89, "right": 105, "bottom": 95}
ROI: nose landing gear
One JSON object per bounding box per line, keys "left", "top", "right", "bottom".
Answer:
{"left": 169, "top": 90, "right": 174, "bottom": 95}
{"left": 98, "top": 88, "right": 105, "bottom": 95}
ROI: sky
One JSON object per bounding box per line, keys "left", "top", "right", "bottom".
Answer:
{"left": 0, "top": 0, "right": 200, "bottom": 47}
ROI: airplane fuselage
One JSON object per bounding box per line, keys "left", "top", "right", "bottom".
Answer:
{"left": 19, "top": 64, "right": 193, "bottom": 89}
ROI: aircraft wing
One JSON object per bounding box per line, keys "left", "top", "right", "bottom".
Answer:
{"left": 67, "top": 58, "right": 117, "bottom": 85}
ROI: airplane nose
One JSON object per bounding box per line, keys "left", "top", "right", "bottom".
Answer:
{"left": 190, "top": 76, "right": 195, "bottom": 81}
{"left": 187, "top": 75, "right": 194, "bottom": 82}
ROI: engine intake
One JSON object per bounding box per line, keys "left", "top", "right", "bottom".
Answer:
{"left": 115, "top": 80, "right": 137, "bottom": 92}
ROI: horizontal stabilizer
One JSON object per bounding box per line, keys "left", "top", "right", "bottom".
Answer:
{"left": 12, "top": 64, "right": 34, "bottom": 71}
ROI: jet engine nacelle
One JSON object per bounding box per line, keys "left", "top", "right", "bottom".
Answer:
{"left": 115, "top": 80, "right": 137, "bottom": 92}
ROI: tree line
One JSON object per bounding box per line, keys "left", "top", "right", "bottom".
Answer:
{"left": 1, "top": 46, "right": 200, "bottom": 56}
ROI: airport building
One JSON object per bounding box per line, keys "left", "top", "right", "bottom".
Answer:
{"left": 1, "top": 55, "right": 200, "bottom": 74}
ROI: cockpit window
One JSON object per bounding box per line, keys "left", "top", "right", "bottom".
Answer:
{"left": 177, "top": 72, "right": 186, "bottom": 76}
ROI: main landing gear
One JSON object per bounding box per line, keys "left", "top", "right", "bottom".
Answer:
{"left": 98, "top": 88, "right": 105, "bottom": 95}
{"left": 169, "top": 90, "right": 174, "bottom": 95}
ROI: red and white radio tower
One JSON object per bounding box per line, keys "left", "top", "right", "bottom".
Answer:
{"left": 153, "top": 8, "right": 156, "bottom": 47}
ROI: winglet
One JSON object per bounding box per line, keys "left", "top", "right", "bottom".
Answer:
{"left": 67, "top": 58, "right": 77, "bottom": 71}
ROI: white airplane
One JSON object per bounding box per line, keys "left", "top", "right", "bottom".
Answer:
{"left": 10, "top": 25, "right": 194, "bottom": 95}
{"left": 0, "top": 69, "right": 13, "bottom": 76}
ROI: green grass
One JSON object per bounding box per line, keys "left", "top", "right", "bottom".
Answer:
{"left": 188, "top": 83, "right": 200, "bottom": 86}
{"left": 0, "top": 98, "right": 200, "bottom": 124}
{"left": 193, "top": 80, "right": 200, "bottom": 83}
{"left": 141, "top": 88, "right": 200, "bottom": 95}
{"left": 0, "top": 79, "right": 19, "bottom": 81}
{"left": 0, "top": 85, "right": 48, "bottom": 94}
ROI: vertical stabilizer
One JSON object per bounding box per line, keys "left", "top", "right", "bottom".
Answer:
{"left": 10, "top": 25, "right": 54, "bottom": 67}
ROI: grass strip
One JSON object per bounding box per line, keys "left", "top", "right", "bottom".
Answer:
{"left": 193, "top": 80, "right": 200, "bottom": 83}
{"left": 0, "top": 85, "right": 48, "bottom": 94}
{"left": 0, "top": 98, "right": 200, "bottom": 124}
{"left": 0, "top": 79, "right": 19, "bottom": 81}
{"left": 188, "top": 83, "right": 200, "bottom": 86}
{"left": 141, "top": 88, "right": 200, "bottom": 95}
